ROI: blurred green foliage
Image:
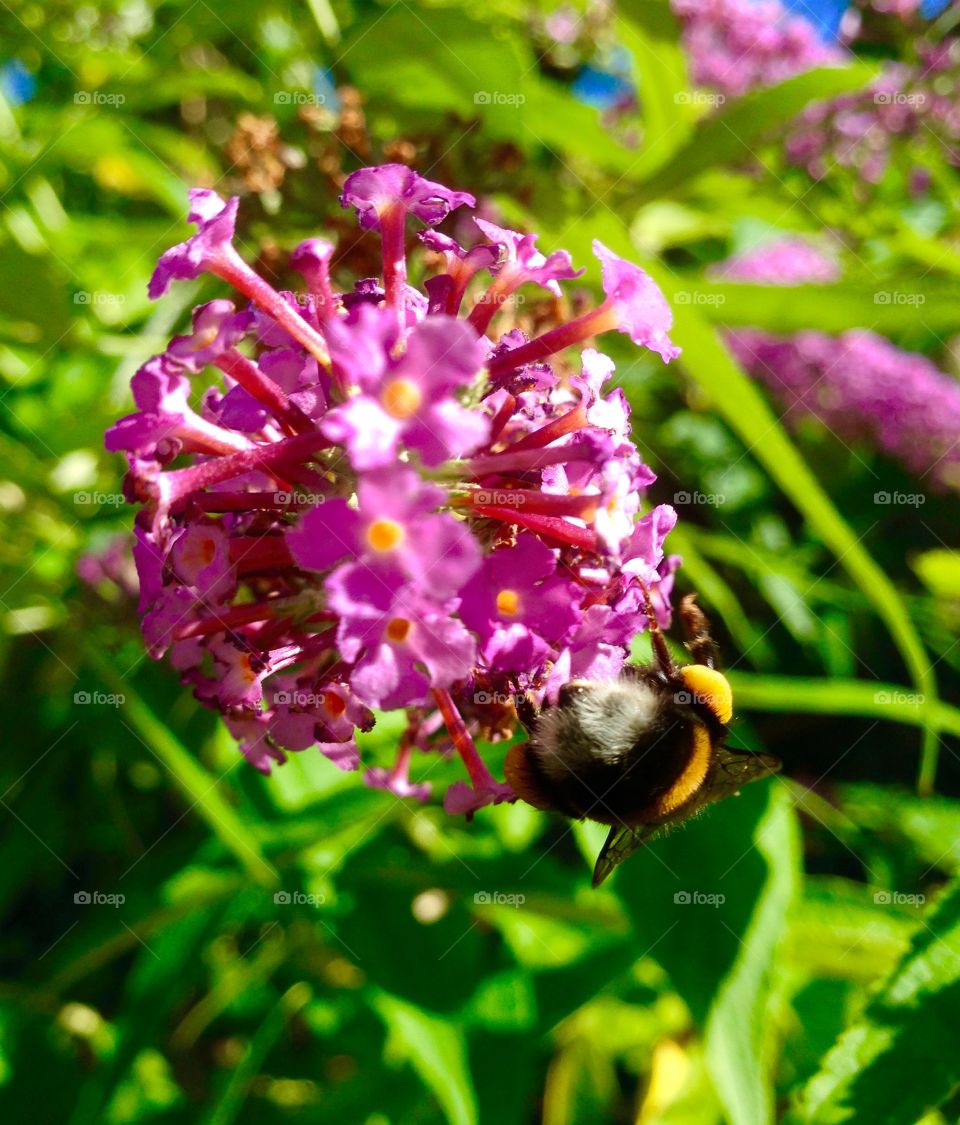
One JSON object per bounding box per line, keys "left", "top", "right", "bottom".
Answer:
{"left": 0, "top": 0, "right": 959, "bottom": 1121}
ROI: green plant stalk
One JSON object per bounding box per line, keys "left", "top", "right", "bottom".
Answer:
{"left": 203, "top": 982, "right": 312, "bottom": 1125}
{"left": 728, "top": 673, "right": 960, "bottom": 738}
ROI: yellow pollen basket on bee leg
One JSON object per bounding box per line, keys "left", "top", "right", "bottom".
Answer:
{"left": 679, "top": 664, "right": 733, "bottom": 725}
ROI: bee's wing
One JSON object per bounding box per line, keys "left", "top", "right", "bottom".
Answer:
{"left": 591, "top": 752, "right": 779, "bottom": 887}
{"left": 592, "top": 823, "right": 660, "bottom": 887}
{"left": 707, "top": 748, "right": 780, "bottom": 804}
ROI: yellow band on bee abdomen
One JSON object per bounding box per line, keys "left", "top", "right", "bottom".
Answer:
{"left": 653, "top": 724, "right": 713, "bottom": 817}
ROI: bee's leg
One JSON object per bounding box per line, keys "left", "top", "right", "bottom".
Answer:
{"left": 678, "top": 593, "right": 719, "bottom": 668}
{"left": 515, "top": 690, "right": 541, "bottom": 736}
{"left": 640, "top": 582, "right": 677, "bottom": 679}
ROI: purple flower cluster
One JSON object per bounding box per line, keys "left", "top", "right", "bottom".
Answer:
{"left": 109, "top": 165, "right": 680, "bottom": 813}
{"left": 671, "top": 0, "right": 843, "bottom": 98}
{"left": 786, "top": 39, "right": 960, "bottom": 183}
{"left": 721, "top": 239, "right": 960, "bottom": 490}
{"left": 711, "top": 236, "right": 840, "bottom": 284}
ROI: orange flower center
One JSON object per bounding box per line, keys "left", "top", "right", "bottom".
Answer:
{"left": 366, "top": 518, "right": 404, "bottom": 552}
{"left": 496, "top": 589, "right": 521, "bottom": 617}
{"left": 322, "top": 691, "right": 347, "bottom": 718}
{"left": 381, "top": 377, "right": 422, "bottom": 419}
{"left": 386, "top": 617, "right": 412, "bottom": 643}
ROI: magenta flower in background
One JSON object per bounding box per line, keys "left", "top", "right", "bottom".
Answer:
{"left": 721, "top": 238, "right": 960, "bottom": 491}
{"left": 670, "top": 0, "right": 960, "bottom": 195}
{"left": 108, "top": 165, "right": 681, "bottom": 813}
{"left": 785, "top": 40, "right": 960, "bottom": 185}
{"left": 712, "top": 237, "right": 841, "bottom": 284}
{"left": 671, "top": 0, "right": 843, "bottom": 99}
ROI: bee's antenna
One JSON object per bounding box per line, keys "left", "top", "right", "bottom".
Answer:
{"left": 640, "top": 582, "right": 677, "bottom": 678}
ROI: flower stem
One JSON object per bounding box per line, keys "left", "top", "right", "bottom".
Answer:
{"left": 160, "top": 430, "right": 332, "bottom": 506}
{"left": 486, "top": 303, "right": 616, "bottom": 379}
{"left": 379, "top": 205, "right": 408, "bottom": 316}
{"left": 214, "top": 248, "right": 332, "bottom": 368}
{"left": 431, "top": 687, "right": 499, "bottom": 790}
{"left": 506, "top": 405, "right": 587, "bottom": 453}
{"left": 457, "top": 487, "right": 598, "bottom": 518}
{"left": 467, "top": 442, "right": 598, "bottom": 478}
{"left": 472, "top": 505, "right": 598, "bottom": 551}
{"left": 215, "top": 350, "right": 314, "bottom": 434}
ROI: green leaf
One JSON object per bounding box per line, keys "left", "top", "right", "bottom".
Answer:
{"left": 617, "top": 1, "right": 692, "bottom": 180}
{"left": 616, "top": 781, "right": 798, "bottom": 1027}
{"left": 636, "top": 65, "right": 879, "bottom": 197}
{"left": 912, "top": 549, "right": 960, "bottom": 599}
{"left": 344, "top": 7, "right": 635, "bottom": 173}
{"left": 373, "top": 991, "right": 478, "bottom": 1125}
{"left": 703, "top": 784, "right": 802, "bottom": 1125}
{"left": 667, "top": 525, "right": 775, "bottom": 667}
{"left": 797, "top": 878, "right": 960, "bottom": 1124}
{"left": 634, "top": 64, "right": 882, "bottom": 196}
{"left": 690, "top": 281, "right": 960, "bottom": 336}
{"left": 542, "top": 1040, "right": 619, "bottom": 1125}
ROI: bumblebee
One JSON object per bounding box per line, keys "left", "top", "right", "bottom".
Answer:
{"left": 505, "top": 592, "right": 780, "bottom": 886}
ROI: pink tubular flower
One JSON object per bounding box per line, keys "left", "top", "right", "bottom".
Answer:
{"left": 108, "top": 165, "right": 684, "bottom": 814}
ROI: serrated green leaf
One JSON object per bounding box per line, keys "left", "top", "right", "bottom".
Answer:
{"left": 797, "top": 879, "right": 960, "bottom": 1124}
